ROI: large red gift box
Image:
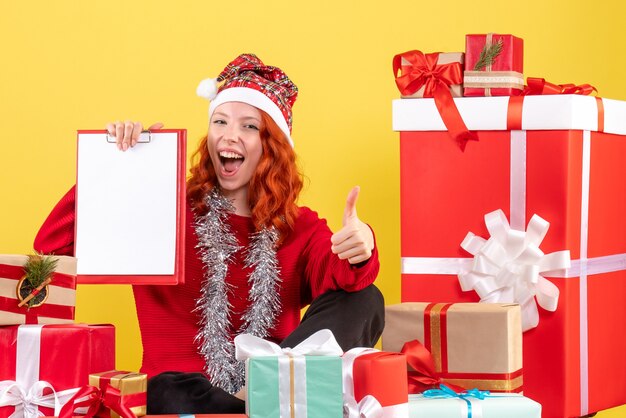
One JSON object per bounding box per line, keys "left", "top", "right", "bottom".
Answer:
{"left": 393, "top": 94, "right": 626, "bottom": 418}
{"left": 0, "top": 324, "right": 115, "bottom": 418}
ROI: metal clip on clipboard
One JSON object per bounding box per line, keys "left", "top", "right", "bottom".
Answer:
{"left": 105, "top": 131, "right": 152, "bottom": 143}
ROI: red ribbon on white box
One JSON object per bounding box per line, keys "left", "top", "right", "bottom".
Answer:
{"left": 400, "top": 122, "right": 625, "bottom": 415}
{"left": 0, "top": 325, "right": 82, "bottom": 418}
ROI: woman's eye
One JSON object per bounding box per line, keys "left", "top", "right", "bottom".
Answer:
{"left": 212, "top": 119, "right": 226, "bottom": 125}
{"left": 245, "top": 124, "right": 259, "bottom": 130}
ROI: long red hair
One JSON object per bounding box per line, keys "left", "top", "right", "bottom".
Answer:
{"left": 187, "top": 111, "right": 303, "bottom": 244}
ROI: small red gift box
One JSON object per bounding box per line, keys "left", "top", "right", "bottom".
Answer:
{"left": 0, "top": 255, "right": 77, "bottom": 325}
{"left": 343, "top": 348, "right": 409, "bottom": 418}
{"left": 463, "top": 33, "right": 524, "bottom": 97}
{"left": 0, "top": 324, "right": 115, "bottom": 418}
{"left": 393, "top": 94, "right": 626, "bottom": 417}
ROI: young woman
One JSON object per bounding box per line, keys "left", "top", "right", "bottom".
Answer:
{"left": 34, "top": 53, "right": 383, "bottom": 414}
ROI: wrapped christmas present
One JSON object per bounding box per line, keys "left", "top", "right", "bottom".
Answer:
{"left": 0, "top": 324, "right": 115, "bottom": 418}
{"left": 408, "top": 384, "right": 541, "bottom": 418}
{"left": 392, "top": 92, "right": 626, "bottom": 416}
{"left": 343, "top": 347, "right": 409, "bottom": 417}
{"left": 0, "top": 254, "right": 76, "bottom": 325}
{"left": 393, "top": 51, "right": 464, "bottom": 98}
{"left": 463, "top": 33, "right": 524, "bottom": 96}
{"left": 234, "top": 329, "right": 343, "bottom": 418}
{"left": 383, "top": 303, "right": 522, "bottom": 393}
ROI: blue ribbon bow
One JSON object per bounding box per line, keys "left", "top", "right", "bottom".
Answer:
{"left": 423, "top": 384, "right": 491, "bottom": 418}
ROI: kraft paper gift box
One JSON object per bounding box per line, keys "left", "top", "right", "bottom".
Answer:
{"left": 408, "top": 387, "right": 541, "bottom": 418}
{"left": 394, "top": 51, "right": 465, "bottom": 98}
{"left": 392, "top": 94, "right": 626, "bottom": 417}
{"left": 463, "top": 33, "right": 524, "bottom": 97}
{"left": 0, "top": 324, "right": 115, "bottom": 418}
{"left": 234, "top": 330, "right": 343, "bottom": 418}
{"left": 0, "top": 255, "right": 77, "bottom": 325}
{"left": 382, "top": 303, "right": 522, "bottom": 393}
{"left": 343, "top": 348, "right": 409, "bottom": 418}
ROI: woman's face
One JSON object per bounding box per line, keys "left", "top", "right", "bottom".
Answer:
{"left": 207, "top": 101, "right": 263, "bottom": 201}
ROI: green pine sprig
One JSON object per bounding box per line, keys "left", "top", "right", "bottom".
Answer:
{"left": 23, "top": 253, "right": 59, "bottom": 288}
{"left": 473, "top": 38, "right": 504, "bottom": 71}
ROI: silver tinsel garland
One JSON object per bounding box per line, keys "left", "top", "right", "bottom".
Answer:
{"left": 194, "top": 188, "right": 282, "bottom": 394}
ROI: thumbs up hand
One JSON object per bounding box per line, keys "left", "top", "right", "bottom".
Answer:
{"left": 330, "top": 186, "right": 375, "bottom": 265}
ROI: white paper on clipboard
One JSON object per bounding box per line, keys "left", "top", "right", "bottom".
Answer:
{"left": 75, "top": 131, "right": 179, "bottom": 275}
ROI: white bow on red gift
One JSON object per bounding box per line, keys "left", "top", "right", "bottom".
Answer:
{"left": 458, "top": 209, "right": 571, "bottom": 331}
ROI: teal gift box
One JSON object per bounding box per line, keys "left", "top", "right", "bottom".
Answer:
{"left": 235, "top": 329, "right": 344, "bottom": 418}
{"left": 408, "top": 388, "right": 541, "bottom": 418}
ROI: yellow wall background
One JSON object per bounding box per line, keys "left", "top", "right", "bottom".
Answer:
{"left": 2, "top": 1, "right": 625, "bottom": 416}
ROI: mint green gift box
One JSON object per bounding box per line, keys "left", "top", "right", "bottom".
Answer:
{"left": 235, "top": 330, "right": 344, "bottom": 418}
{"left": 408, "top": 392, "right": 541, "bottom": 418}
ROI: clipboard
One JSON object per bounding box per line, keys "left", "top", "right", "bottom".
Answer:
{"left": 75, "top": 129, "right": 186, "bottom": 285}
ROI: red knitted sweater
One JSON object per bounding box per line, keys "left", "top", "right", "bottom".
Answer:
{"left": 33, "top": 186, "right": 379, "bottom": 377}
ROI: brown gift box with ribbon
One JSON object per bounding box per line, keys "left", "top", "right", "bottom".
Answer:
{"left": 89, "top": 371, "right": 147, "bottom": 418}
{"left": 398, "top": 52, "right": 464, "bottom": 98}
{"left": 463, "top": 33, "right": 524, "bottom": 97}
{"left": 0, "top": 254, "right": 77, "bottom": 325}
{"left": 382, "top": 302, "right": 523, "bottom": 393}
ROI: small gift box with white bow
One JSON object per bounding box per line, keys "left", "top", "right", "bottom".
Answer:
{"left": 342, "top": 348, "right": 409, "bottom": 418}
{"left": 234, "top": 329, "right": 343, "bottom": 418}
{"left": 408, "top": 384, "right": 541, "bottom": 418}
{"left": 0, "top": 324, "right": 115, "bottom": 418}
{"left": 383, "top": 302, "right": 523, "bottom": 393}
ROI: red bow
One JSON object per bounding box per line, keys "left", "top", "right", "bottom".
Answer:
{"left": 401, "top": 339, "right": 465, "bottom": 394}
{"left": 522, "top": 77, "right": 597, "bottom": 96}
{"left": 59, "top": 384, "right": 144, "bottom": 418}
{"left": 393, "top": 50, "right": 478, "bottom": 151}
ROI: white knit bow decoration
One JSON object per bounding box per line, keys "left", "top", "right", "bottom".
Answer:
{"left": 458, "top": 209, "right": 571, "bottom": 331}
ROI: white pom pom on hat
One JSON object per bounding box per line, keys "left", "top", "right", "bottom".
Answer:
{"left": 196, "top": 78, "right": 219, "bottom": 100}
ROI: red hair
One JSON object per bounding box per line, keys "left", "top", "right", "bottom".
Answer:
{"left": 187, "top": 111, "right": 303, "bottom": 244}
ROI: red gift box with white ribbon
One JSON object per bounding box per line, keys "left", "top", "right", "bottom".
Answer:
{"left": 393, "top": 93, "right": 626, "bottom": 418}
{"left": 0, "top": 324, "right": 115, "bottom": 418}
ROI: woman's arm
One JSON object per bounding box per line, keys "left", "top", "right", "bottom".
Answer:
{"left": 33, "top": 185, "right": 76, "bottom": 256}
{"left": 300, "top": 206, "right": 380, "bottom": 300}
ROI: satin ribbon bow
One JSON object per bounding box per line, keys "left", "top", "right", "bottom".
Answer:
{"left": 423, "top": 384, "right": 489, "bottom": 400}
{"left": 522, "top": 77, "right": 597, "bottom": 96}
{"left": 393, "top": 50, "right": 478, "bottom": 151}
{"left": 458, "top": 209, "right": 571, "bottom": 331}
{"left": 423, "top": 385, "right": 490, "bottom": 418}
{"left": 58, "top": 384, "right": 137, "bottom": 418}
{"left": 0, "top": 380, "right": 80, "bottom": 418}
{"left": 234, "top": 328, "right": 343, "bottom": 359}
{"left": 401, "top": 340, "right": 464, "bottom": 394}
{"left": 343, "top": 394, "right": 383, "bottom": 418}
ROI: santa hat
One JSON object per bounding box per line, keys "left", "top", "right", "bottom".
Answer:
{"left": 196, "top": 53, "right": 298, "bottom": 147}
